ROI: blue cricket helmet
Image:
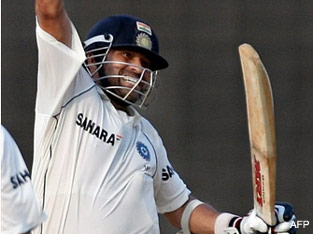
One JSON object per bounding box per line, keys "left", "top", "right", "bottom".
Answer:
{"left": 83, "top": 14, "right": 168, "bottom": 70}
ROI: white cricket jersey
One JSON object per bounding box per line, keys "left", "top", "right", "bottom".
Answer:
{"left": 32, "top": 20, "right": 190, "bottom": 234}
{"left": 1, "top": 126, "right": 47, "bottom": 234}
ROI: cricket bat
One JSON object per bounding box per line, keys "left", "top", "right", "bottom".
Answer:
{"left": 238, "top": 43, "right": 277, "bottom": 226}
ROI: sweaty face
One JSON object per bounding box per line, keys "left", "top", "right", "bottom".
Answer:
{"left": 102, "top": 49, "right": 153, "bottom": 104}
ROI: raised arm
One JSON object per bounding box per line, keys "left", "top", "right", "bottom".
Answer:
{"left": 35, "top": 0, "right": 72, "bottom": 47}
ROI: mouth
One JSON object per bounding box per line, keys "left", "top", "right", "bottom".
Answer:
{"left": 122, "top": 76, "right": 139, "bottom": 85}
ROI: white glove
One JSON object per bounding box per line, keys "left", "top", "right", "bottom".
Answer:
{"left": 240, "top": 209, "right": 268, "bottom": 233}
{"left": 272, "top": 202, "right": 296, "bottom": 234}
{"left": 224, "top": 202, "right": 296, "bottom": 234}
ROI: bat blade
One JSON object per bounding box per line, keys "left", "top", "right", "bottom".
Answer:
{"left": 238, "top": 43, "right": 277, "bottom": 226}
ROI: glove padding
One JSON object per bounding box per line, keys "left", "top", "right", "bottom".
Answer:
{"left": 272, "top": 202, "right": 296, "bottom": 234}
{"left": 228, "top": 202, "right": 296, "bottom": 234}
{"left": 240, "top": 210, "right": 268, "bottom": 233}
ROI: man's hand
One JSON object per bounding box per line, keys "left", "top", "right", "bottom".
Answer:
{"left": 271, "top": 202, "right": 296, "bottom": 234}
{"left": 225, "top": 202, "right": 296, "bottom": 234}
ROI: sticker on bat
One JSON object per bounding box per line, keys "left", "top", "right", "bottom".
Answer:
{"left": 254, "top": 155, "right": 263, "bottom": 206}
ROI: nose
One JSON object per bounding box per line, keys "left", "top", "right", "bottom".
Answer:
{"left": 127, "top": 57, "right": 151, "bottom": 82}
{"left": 128, "top": 56, "right": 144, "bottom": 73}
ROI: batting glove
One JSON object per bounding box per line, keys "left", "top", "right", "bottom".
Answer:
{"left": 221, "top": 202, "right": 296, "bottom": 234}
{"left": 271, "top": 202, "right": 296, "bottom": 234}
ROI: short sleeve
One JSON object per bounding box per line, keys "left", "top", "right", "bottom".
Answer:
{"left": 35, "top": 18, "right": 93, "bottom": 116}
{"left": 140, "top": 119, "right": 191, "bottom": 214}
{"left": 153, "top": 144, "right": 191, "bottom": 214}
{"left": 1, "top": 126, "right": 47, "bottom": 233}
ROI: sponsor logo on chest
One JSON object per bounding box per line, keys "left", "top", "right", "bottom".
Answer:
{"left": 76, "top": 113, "right": 122, "bottom": 146}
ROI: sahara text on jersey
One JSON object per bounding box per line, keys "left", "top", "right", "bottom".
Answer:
{"left": 76, "top": 113, "right": 121, "bottom": 146}
{"left": 10, "top": 169, "right": 31, "bottom": 189}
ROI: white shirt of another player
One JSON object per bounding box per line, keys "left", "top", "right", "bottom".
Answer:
{"left": 1, "top": 126, "right": 47, "bottom": 234}
{"left": 32, "top": 19, "right": 190, "bottom": 234}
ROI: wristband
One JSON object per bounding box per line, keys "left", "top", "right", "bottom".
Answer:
{"left": 181, "top": 199, "right": 204, "bottom": 234}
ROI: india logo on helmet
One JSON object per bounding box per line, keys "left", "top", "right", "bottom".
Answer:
{"left": 135, "top": 33, "right": 152, "bottom": 50}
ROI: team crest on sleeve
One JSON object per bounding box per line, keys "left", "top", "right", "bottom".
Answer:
{"left": 136, "top": 141, "right": 150, "bottom": 161}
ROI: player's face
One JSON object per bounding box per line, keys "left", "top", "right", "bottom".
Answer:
{"left": 102, "top": 49, "right": 152, "bottom": 103}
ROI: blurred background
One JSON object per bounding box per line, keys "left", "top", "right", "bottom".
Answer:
{"left": 2, "top": 1, "right": 312, "bottom": 233}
